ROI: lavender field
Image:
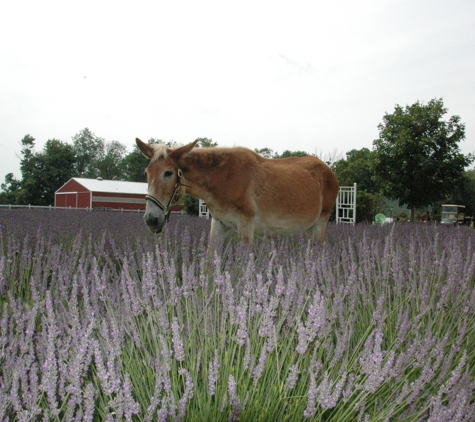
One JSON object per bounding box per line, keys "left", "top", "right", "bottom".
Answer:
{"left": 0, "top": 209, "right": 474, "bottom": 421}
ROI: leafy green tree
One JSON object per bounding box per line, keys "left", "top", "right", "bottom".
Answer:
{"left": 97, "top": 140, "right": 127, "bottom": 180}
{"left": 15, "top": 134, "right": 37, "bottom": 204}
{"left": 333, "top": 148, "right": 376, "bottom": 192}
{"left": 278, "top": 150, "right": 310, "bottom": 158}
{"left": 254, "top": 147, "right": 275, "bottom": 158}
{"left": 121, "top": 147, "right": 148, "bottom": 182}
{"left": 0, "top": 173, "right": 21, "bottom": 204}
{"left": 448, "top": 168, "right": 475, "bottom": 218}
{"left": 255, "top": 148, "right": 312, "bottom": 159}
{"left": 72, "top": 128, "right": 105, "bottom": 178}
{"left": 183, "top": 195, "right": 199, "bottom": 216}
{"left": 461, "top": 170, "right": 475, "bottom": 217}
{"left": 373, "top": 98, "right": 473, "bottom": 221}
{"left": 18, "top": 138, "right": 76, "bottom": 205}
{"left": 197, "top": 137, "right": 218, "bottom": 148}
{"left": 121, "top": 138, "right": 163, "bottom": 182}
{"left": 332, "top": 148, "right": 384, "bottom": 222}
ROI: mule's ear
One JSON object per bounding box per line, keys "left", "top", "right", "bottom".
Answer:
{"left": 136, "top": 138, "right": 154, "bottom": 159}
{"left": 170, "top": 139, "right": 199, "bottom": 161}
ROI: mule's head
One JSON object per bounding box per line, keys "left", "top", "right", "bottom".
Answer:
{"left": 136, "top": 138, "right": 198, "bottom": 234}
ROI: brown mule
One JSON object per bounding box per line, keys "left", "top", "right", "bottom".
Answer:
{"left": 136, "top": 138, "right": 339, "bottom": 247}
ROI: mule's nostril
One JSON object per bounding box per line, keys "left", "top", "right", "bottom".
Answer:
{"left": 145, "top": 214, "right": 159, "bottom": 226}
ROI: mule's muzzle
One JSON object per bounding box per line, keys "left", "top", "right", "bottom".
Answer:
{"left": 144, "top": 210, "right": 166, "bottom": 234}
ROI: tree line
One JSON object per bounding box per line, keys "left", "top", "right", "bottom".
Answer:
{"left": 0, "top": 129, "right": 217, "bottom": 206}
{"left": 2, "top": 98, "right": 473, "bottom": 222}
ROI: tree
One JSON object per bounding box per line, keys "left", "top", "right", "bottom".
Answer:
{"left": 333, "top": 148, "right": 384, "bottom": 222}
{"left": 97, "top": 140, "right": 127, "bottom": 180}
{"left": 373, "top": 99, "right": 473, "bottom": 221}
{"left": 254, "top": 148, "right": 312, "bottom": 159}
{"left": 197, "top": 137, "right": 218, "bottom": 148}
{"left": 121, "top": 138, "right": 163, "bottom": 182}
{"left": 278, "top": 150, "right": 310, "bottom": 158}
{"left": 254, "top": 147, "right": 275, "bottom": 158}
{"left": 333, "top": 148, "right": 376, "bottom": 192}
{"left": 18, "top": 138, "right": 76, "bottom": 205}
{"left": 183, "top": 195, "right": 199, "bottom": 216}
{"left": 0, "top": 173, "right": 21, "bottom": 204}
{"left": 448, "top": 168, "right": 475, "bottom": 218}
{"left": 72, "top": 128, "right": 105, "bottom": 178}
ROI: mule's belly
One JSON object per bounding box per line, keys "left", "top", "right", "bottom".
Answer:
{"left": 252, "top": 215, "right": 317, "bottom": 236}
{"left": 215, "top": 213, "right": 318, "bottom": 236}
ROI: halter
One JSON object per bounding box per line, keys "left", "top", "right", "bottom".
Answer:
{"left": 145, "top": 168, "right": 186, "bottom": 223}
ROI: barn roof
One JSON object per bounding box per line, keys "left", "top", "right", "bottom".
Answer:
{"left": 57, "top": 178, "right": 148, "bottom": 195}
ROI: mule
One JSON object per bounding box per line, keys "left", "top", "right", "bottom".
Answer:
{"left": 136, "top": 138, "right": 339, "bottom": 247}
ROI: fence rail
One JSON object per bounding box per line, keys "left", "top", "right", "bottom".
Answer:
{"left": 0, "top": 204, "right": 146, "bottom": 213}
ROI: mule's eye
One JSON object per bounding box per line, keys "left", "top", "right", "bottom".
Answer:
{"left": 163, "top": 170, "right": 174, "bottom": 179}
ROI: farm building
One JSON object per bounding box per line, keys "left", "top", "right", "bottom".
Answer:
{"left": 55, "top": 178, "right": 148, "bottom": 211}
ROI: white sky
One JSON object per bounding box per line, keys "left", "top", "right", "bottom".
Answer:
{"left": 1, "top": 0, "right": 474, "bottom": 182}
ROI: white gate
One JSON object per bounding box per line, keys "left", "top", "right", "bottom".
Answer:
{"left": 336, "top": 183, "right": 357, "bottom": 225}
{"left": 199, "top": 199, "right": 209, "bottom": 218}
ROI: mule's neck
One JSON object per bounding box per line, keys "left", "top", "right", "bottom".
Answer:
{"left": 177, "top": 148, "right": 230, "bottom": 201}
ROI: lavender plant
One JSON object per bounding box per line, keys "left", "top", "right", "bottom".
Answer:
{"left": 0, "top": 208, "right": 474, "bottom": 421}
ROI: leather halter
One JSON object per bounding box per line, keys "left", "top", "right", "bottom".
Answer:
{"left": 145, "top": 168, "right": 186, "bottom": 223}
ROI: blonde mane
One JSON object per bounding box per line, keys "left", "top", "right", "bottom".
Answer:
{"left": 150, "top": 143, "right": 183, "bottom": 162}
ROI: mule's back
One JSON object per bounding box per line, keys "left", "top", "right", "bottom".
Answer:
{"left": 165, "top": 141, "right": 339, "bottom": 245}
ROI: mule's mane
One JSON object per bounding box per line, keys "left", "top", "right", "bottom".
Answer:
{"left": 150, "top": 143, "right": 183, "bottom": 162}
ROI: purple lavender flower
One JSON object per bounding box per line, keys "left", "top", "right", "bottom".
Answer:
{"left": 252, "top": 340, "right": 270, "bottom": 386}
{"left": 303, "top": 370, "right": 317, "bottom": 419}
{"left": 208, "top": 349, "right": 220, "bottom": 396}
{"left": 228, "top": 375, "right": 242, "bottom": 422}
{"left": 258, "top": 296, "right": 278, "bottom": 338}
{"left": 359, "top": 328, "right": 393, "bottom": 393}
{"left": 284, "top": 363, "right": 300, "bottom": 392}
{"left": 177, "top": 368, "right": 194, "bottom": 421}
{"left": 235, "top": 297, "right": 248, "bottom": 346}
{"left": 171, "top": 317, "right": 185, "bottom": 362}
{"left": 83, "top": 383, "right": 95, "bottom": 422}
{"left": 39, "top": 291, "right": 59, "bottom": 418}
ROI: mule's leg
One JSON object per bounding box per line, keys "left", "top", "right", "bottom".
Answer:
{"left": 307, "top": 211, "right": 332, "bottom": 243}
{"left": 237, "top": 218, "right": 255, "bottom": 247}
{"left": 205, "top": 218, "right": 231, "bottom": 269}
{"left": 209, "top": 218, "right": 231, "bottom": 246}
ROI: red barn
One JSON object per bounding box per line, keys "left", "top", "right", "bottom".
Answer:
{"left": 55, "top": 178, "right": 148, "bottom": 211}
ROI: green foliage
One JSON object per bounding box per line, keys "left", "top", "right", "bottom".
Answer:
{"left": 448, "top": 168, "right": 475, "bottom": 217}
{"left": 72, "top": 128, "right": 105, "bottom": 178}
{"left": 17, "top": 138, "right": 76, "bottom": 205}
{"left": 278, "top": 150, "right": 310, "bottom": 158}
{"left": 333, "top": 148, "right": 385, "bottom": 222}
{"left": 254, "top": 148, "right": 312, "bottom": 159}
{"left": 373, "top": 98, "right": 473, "bottom": 220}
{"left": 197, "top": 137, "right": 218, "bottom": 148}
{"left": 254, "top": 147, "right": 275, "bottom": 158}
{"left": 183, "top": 194, "right": 199, "bottom": 215}
{"left": 0, "top": 173, "right": 21, "bottom": 204}
{"left": 96, "top": 140, "right": 128, "bottom": 180}
{"left": 333, "top": 148, "right": 376, "bottom": 192}
{"left": 120, "top": 147, "right": 149, "bottom": 182}
{"left": 121, "top": 138, "right": 163, "bottom": 182}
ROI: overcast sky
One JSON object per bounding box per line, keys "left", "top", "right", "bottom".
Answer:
{"left": 1, "top": 0, "right": 474, "bottom": 183}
